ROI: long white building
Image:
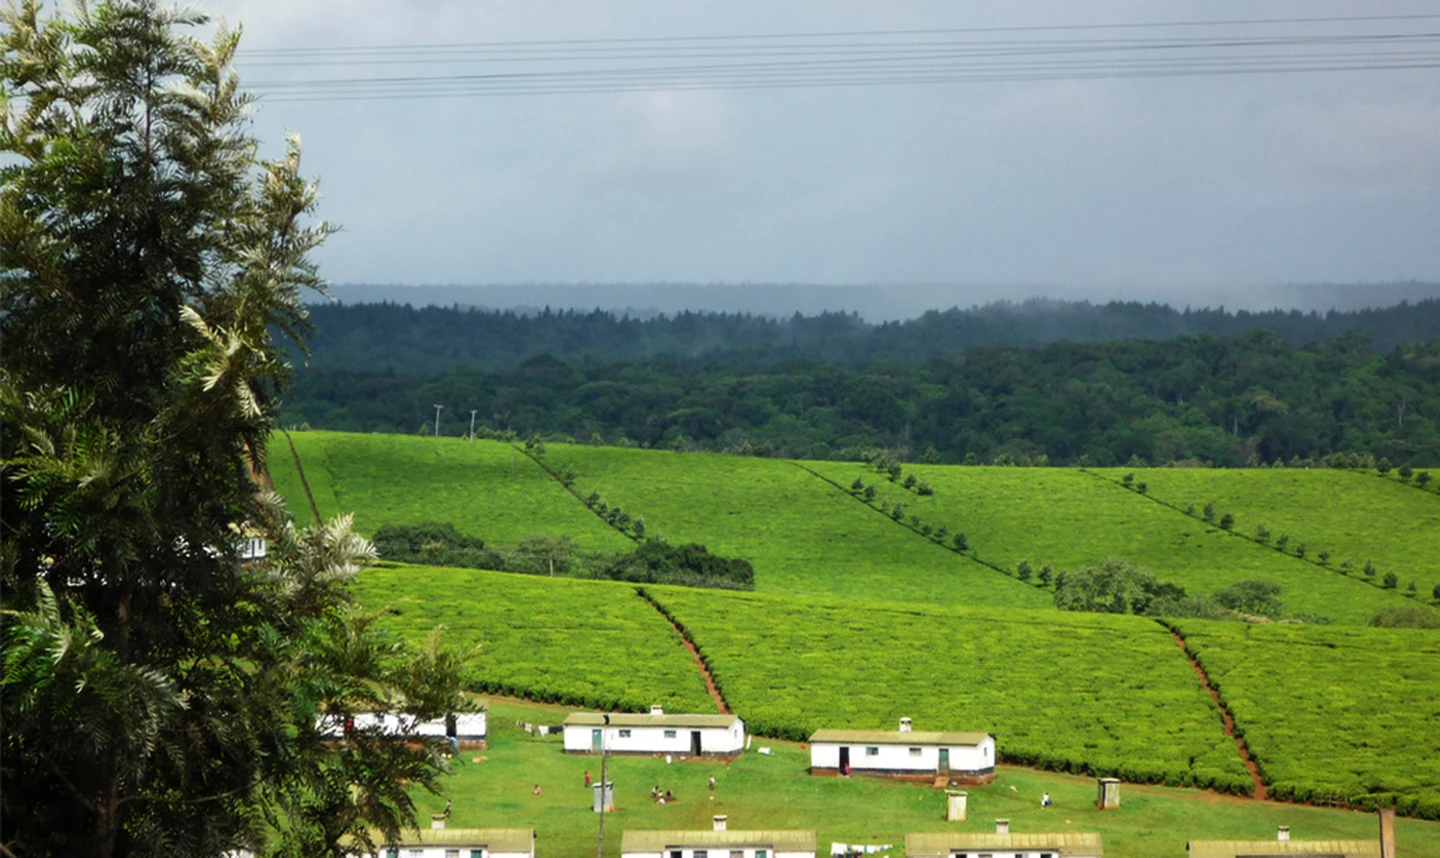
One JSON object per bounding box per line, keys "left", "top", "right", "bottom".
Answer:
{"left": 809, "top": 718, "right": 995, "bottom": 783}
{"left": 622, "top": 817, "right": 814, "bottom": 858}
{"left": 318, "top": 710, "right": 487, "bottom": 747}
{"left": 564, "top": 707, "right": 744, "bottom": 757}
{"left": 907, "top": 829, "right": 1103, "bottom": 858}
{"left": 355, "top": 827, "right": 536, "bottom": 858}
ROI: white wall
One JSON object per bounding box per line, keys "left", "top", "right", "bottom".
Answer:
{"left": 318, "top": 712, "right": 487, "bottom": 740}
{"left": 564, "top": 721, "right": 744, "bottom": 754}
{"left": 620, "top": 848, "right": 808, "bottom": 858}
{"left": 810, "top": 737, "right": 994, "bottom": 773}
{"left": 352, "top": 847, "right": 532, "bottom": 858}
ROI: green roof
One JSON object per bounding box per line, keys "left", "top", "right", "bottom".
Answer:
{"left": 907, "top": 832, "right": 1102, "bottom": 856}
{"left": 621, "top": 830, "right": 816, "bottom": 853}
{"left": 565, "top": 712, "right": 740, "bottom": 729}
{"left": 1186, "top": 840, "right": 1381, "bottom": 858}
{"left": 374, "top": 828, "right": 535, "bottom": 851}
{"left": 809, "top": 729, "right": 990, "bottom": 746}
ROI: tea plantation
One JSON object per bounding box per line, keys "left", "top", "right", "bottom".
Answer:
{"left": 803, "top": 461, "right": 1421, "bottom": 625}
{"left": 1099, "top": 467, "right": 1440, "bottom": 602}
{"left": 351, "top": 563, "right": 715, "bottom": 712}
{"left": 1173, "top": 619, "right": 1440, "bottom": 817}
{"left": 644, "top": 586, "right": 1253, "bottom": 793}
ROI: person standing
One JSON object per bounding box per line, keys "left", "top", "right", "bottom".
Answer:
{"left": 1041, "top": 792, "right": 1052, "bottom": 808}
{"left": 584, "top": 770, "right": 592, "bottom": 787}
{"left": 708, "top": 775, "right": 716, "bottom": 791}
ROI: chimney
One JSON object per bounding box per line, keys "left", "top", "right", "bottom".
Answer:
{"left": 1379, "top": 808, "right": 1396, "bottom": 858}
{"left": 431, "top": 814, "right": 447, "bottom": 830}
{"left": 1277, "top": 826, "right": 1290, "bottom": 842}
{"left": 714, "top": 815, "right": 728, "bottom": 832}
{"left": 651, "top": 705, "right": 665, "bottom": 716}
{"left": 995, "top": 819, "right": 1009, "bottom": 835}
{"left": 899, "top": 717, "right": 913, "bottom": 733}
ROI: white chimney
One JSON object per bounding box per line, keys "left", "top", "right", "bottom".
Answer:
{"left": 1277, "top": 826, "right": 1290, "bottom": 841}
{"left": 651, "top": 705, "right": 665, "bottom": 715}
{"left": 995, "top": 819, "right": 1009, "bottom": 835}
{"left": 713, "top": 815, "right": 728, "bottom": 832}
{"left": 899, "top": 717, "right": 913, "bottom": 733}
{"left": 431, "top": 814, "right": 447, "bottom": 830}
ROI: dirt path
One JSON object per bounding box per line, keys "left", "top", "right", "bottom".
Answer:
{"left": 636, "top": 591, "right": 731, "bottom": 715}
{"left": 1169, "top": 629, "right": 1267, "bottom": 800}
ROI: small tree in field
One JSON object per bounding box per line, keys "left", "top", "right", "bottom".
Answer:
{"left": 1202, "top": 502, "right": 1216, "bottom": 521}
{"left": 916, "top": 481, "right": 934, "bottom": 496}
{"left": 851, "top": 477, "right": 865, "bottom": 492}
{"left": 1398, "top": 465, "right": 1414, "bottom": 480}
{"left": 952, "top": 532, "right": 969, "bottom": 551}
{"left": 1256, "top": 523, "right": 1271, "bottom": 542}
{"left": 903, "top": 473, "right": 917, "bottom": 490}
{"left": 1038, "top": 564, "right": 1054, "bottom": 586}
{"left": 1318, "top": 550, "right": 1330, "bottom": 564}
{"left": 1433, "top": 582, "right": 1440, "bottom": 601}
{"left": 1364, "top": 560, "right": 1377, "bottom": 579}
{"left": 1407, "top": 581, "right": 1418, "bottom": 595}
{"left": 1418, "top": 471, "right": 1433, "bottom": 488}
{"left": 1383, "top": 571, "right": 1399, "bottom": 589}
{"left": 1017, "top": 560, "right": 1034, "bottom": 582}
{"left": 1377, "top": 457, "right": 1392, "bottom": 475}
{"left": 863, "top": 484, "right": 877, "bottom": 502}
{"left": 1219, "top": 512, "right": 1235, "bottom": 530}
{"left": 1276, "top": 534, "right": 1290, "bottom": 550}
{"left": 1136, "top": 482, "right": 1148, "bottom": 494}
{"left": 1122, "top": 472, "right": 1135, "bottom": 486}
{"left": 1294, "top": 542, "right": 1306, "bottom": 558}
{"left": 934, "top": 525, "right": 949, "bottom": 542}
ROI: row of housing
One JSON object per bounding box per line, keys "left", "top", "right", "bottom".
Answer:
{"left": 361, "top": 814, "right": 1395, "bottom": 858}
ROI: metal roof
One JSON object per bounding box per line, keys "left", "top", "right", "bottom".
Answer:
{"left": 371, "top": 828, "right": 534, "bottom": 851}
{"left": 565, "top": 712, "right": 741, "bottom": 729}
{"left": 907, "top": 832, "right": 1103, "bottom": 856}
{"left": 809, "top": 729, "right": 991, "bottom": 746}
{"left": 1186, "top": 841, "right": 1381, "bottom": 858}
{"left": 621, "top": 830, "right": 817, "bottom": 853}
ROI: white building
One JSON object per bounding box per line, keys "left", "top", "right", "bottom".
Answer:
{"left": 563, "top": 707, "right": 744, "bottom": 757}
{"left": 356, "top": 827, "right": 536, "bottom": 858}
{"left": 907, "top": 828, "right": 1103, "bottom": 858}
{"left": 319, "top": 709, "right": 487, "bottom": 747}
{"left": 809, "top": 718, "right": 995, "bottom": 783}
{"left": 622, "top": 817, "right": 814, "bottom": 858}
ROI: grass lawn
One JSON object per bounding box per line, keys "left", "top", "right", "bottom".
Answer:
{"left": 267, "top": 432, "right": 633, "bottom": 553}
{"left": 803, "top": 462, "right": 1417, "bottom": 625}
{"left": 352, "top": 564, "right": 716, "bottom": 713}
{"left": 1099, "top": 467, "right": 1440, "bottom": 610}
{"left": 421, "top": 697, "right": 1440, "bottom": 858}
{"left": 547, "top": 444, "right": 1049, "bottom": 609}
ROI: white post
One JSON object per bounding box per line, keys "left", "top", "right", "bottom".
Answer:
{"left": 434, "top": 404, "right": 443, "bottom": 437}
{"left": 469, "top": 409, "right": 477, "bottom": 441}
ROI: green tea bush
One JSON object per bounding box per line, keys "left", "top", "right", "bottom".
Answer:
{"left": 1173, "top": 619, "right": 1440, "bottom": 817}
{"left": 652, "top": 587, "right": 1252, "bottom": 793}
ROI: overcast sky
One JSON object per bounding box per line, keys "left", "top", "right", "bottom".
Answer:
{"left": 208, "top": 1, "right": 1440, "bottom": 306}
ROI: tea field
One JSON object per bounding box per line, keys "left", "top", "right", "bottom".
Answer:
{"left": 1172, "top": 619, "right": 1440, "bottom": 818}
{"left": 644, "top": 585, "right": 1253, "bottom": 794}
{"left": 268, "top": 432, "right": 633, "bottom": 552}
{"left": 351, "top": 563, "right": 715, "bottom": 712}
{"left": 545, "top": 443, "right": 1049, "bottom": 608}
{"left": 802, "top": 461, "right": 1419, "bottom": 625}
{"left": 1097, "top": 467, "right": 1440, "bottom": 603}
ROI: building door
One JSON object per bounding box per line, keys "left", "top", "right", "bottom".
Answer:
{"left": 938, "top": 748, "right": 950, "bottom": 773}
{"left": 691, "top": 731, "right": 702, "bottom": 755}
{"left": 592, "top": 729, "right": 603, "bottom": 752}
{"left": 839, "top": 746, "right": 850, "bottom": 773}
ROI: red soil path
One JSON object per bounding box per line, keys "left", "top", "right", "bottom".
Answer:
{"left": 1170, "top": 629, "right": 1267, "bottom": 800}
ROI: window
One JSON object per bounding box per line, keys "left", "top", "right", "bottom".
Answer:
{"left": 695, "top": 850, "right": 709, "bottom": 858}
{"left": 445, "top": 851, "right": 460, "bottom": 858}
{"left": 756, "top": 851, "right": 768, "bottom": 858}
{"left": 731, "top": 851, "right": 744, "bottom": 858}
{"left": 618, "top": 729, "right": 632, "bottom": 738}
{"left": 865, "top": 746, "right": 879, "bottom": 756}
{"left": 909, "top": 747, "right": 922, "bottom": 756}
{"left": 471, "top": 851, "right": 486, "bottom": 858}
{"left": 386, "top": 850, "right": 399, "bottom": 858}
{"left": 671, "top": 851, "right": 682, "bottom": 858}
{"left": 664, "top": 729, "right": 677, "bottom": 739}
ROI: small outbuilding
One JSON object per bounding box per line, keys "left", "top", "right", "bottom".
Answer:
{"left": 809, "top": 718, "right": 995, "bottom": 784}
{"left": 564, "top": 706, "right": 744, "bottom": 757}
{"left": 622, "top": 817, "right": 814, "bottom": 858}
{"left": 354, "top": 826, "right": 536, "bottom": 858}
{"left": 907, "top": 828, "right": 1103, "bottom": 858}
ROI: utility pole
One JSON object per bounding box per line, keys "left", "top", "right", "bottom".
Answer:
{"left": 434, "top": 404, "right": 443, "bottom": 438}
{"left": 469, "top": 409, "right": 478, "bottom": 441}
{"left": 596, "top": 714, "right": 609, "bottom": 858}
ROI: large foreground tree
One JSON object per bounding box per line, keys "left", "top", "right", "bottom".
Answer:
{"left": 1, "top": 2, "right": 463, "bottom": 855}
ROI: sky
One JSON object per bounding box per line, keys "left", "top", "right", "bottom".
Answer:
{"left": 207, "top": 0, "right": 1440, "bottom": 308}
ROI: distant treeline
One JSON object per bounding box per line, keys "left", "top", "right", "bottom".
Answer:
{"left": 296, "top": 297, "right": 1440, "bottom": 375}
{"left": 284, "top": 330, "right": 1440, "bottom": 467}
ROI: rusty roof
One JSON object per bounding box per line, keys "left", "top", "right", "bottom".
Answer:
{"left": 621, "top": 830, "right": 816, "bottom": 853}
{"left": 907, "top": 832, "right": 1102, "bottom": 856}
{"left": 1186, "top": 840, "right": 1381, "bottom": 858}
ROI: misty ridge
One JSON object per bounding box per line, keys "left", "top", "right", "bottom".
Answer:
{"left": 298, "top": 289, "right": 1440, "bottom": 377}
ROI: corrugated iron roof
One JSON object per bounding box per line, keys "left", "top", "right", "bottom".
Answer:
{"left": 907, "top": 832, "right": 1102, "bottom": 856}
{"left": 621, "top": 830, "right": 816, "bottom": 853}
{"left": 368, "top": 828, "right": 534, "bottom": 851}
{"left": 565, "top": 712, "right": 741, "bottom": 729}
{"left": 1186, "top": 840, "right": 1381, "bottom": 858}
{"left": 809, "top": 729, "right": 990, "bottom": 746}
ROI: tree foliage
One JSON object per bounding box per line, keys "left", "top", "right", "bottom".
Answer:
{"left": 0, "top": 3, "right": 462, "bottom": 855}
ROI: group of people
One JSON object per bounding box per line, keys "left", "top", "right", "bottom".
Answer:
{"left": 650, "top": 785, "right": 676, "bottom": 804}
